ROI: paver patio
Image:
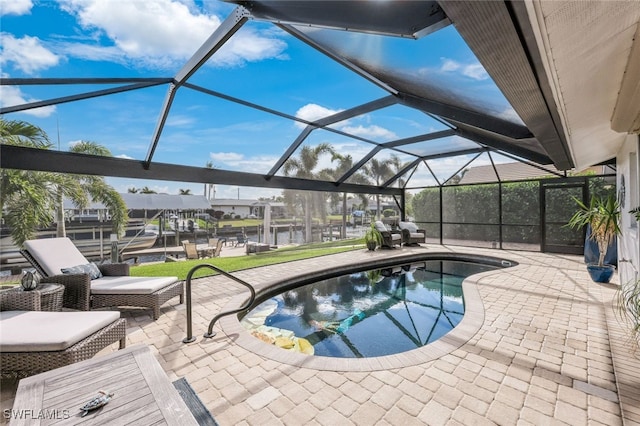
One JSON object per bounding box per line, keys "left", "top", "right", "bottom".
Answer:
{"left": 2, "top": 245, "right": 639, "bottom": 425}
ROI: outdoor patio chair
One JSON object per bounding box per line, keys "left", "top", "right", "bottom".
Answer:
{"left": 21, "top": 237, "right": 183, "bottom": 320}
{"left": 208, "top": 238, "right": 223, "bottom": 257}
{"left": 374, "top": 221, "right": 402, "bottom": 249}
{"left": 183, "top": 241, "right": 200, "bottom": 259}
{"left": 235, "top": 233, "right": 247, "bottom": 247}
{"left": 0, "top": 290, "right": 126, "bottom": 378}
{"left": 398, "top": 221, "right": 426, "bottom": 245}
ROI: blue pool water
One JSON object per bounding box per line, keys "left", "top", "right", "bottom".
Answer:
{"left": 241, "top": 260, "right": 498, "bottom": 358}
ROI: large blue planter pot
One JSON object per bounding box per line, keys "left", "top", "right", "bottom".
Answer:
{"left": 586, "top": 264, "right": 615, "bottom": 283}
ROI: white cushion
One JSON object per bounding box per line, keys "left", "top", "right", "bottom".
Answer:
{"left": 409, "top": 232, "right": 424, "bottom": 238}
{"left": 91, "top": 276, "right": 178, "bottom": 295}
{"left": 374, "top": 221, "right": 388, "bottom": 232}
{"left": 391, "top": 234, "right": 402, "bottom": 241}
{"left": 24, "top": 237, "right": 88, "bottom": 277}
{"left": 399, "top": 221, "right": 419, "bottom": 232}
{"left": 0, "top": 310, "right": 120, "bottom": 352}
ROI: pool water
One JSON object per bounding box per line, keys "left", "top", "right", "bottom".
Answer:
{"left": 241, "top": 260, "right": 497, "bottom": 358}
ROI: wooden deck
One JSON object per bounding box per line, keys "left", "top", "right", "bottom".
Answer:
{"left": 121, "top": 246, "right": 185, "bottom": 261}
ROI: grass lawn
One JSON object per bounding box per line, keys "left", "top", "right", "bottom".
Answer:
{"left": 131, "top": 238, "right": 365, "bottom": 280}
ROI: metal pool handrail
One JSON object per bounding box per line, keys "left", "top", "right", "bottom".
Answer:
{"left": 182, "top": 264, "right": 256, "bottom": 343}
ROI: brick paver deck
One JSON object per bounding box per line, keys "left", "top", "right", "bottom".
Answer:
{"left": 2, "top": 245, "right": 639, "bottom": 425}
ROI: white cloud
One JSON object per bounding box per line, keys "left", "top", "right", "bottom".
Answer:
{"left": 0, "top": 85, "right": 56, "bottom": 117}
{"left": 498, "top": 107, "right": 524, "bottom": 124}
{"left": 294, "top": 104, "right": 343, "bottom": 129}
{"left": 166, "top": 115, "right": 196, "bottom": 127}
{"left": 440, "top": 57, "right": 489, "bottom": 81}
{"left": 209, "top": 152, "right": 244, "bottom": 162}
{"left": 440, "top": 59, "right": 460, "bottom": 72}
{"left": 0, "top": 0, "right": 33, "bottom": 16}
{"left": 462, "top": 63, "right": 489, "bottom": 81}
{"left": 295, "top": 103, "right": 396, "bottom": 141}
{"left": 0, "top": 33, "right": 60, "bottom": 74}
{"left": 116, "top": 154, "right": 134, "bottom": 159}
{"left": 341, "top": 125, "right": 396, "bottom": 141}
{"left": 57, "top": 0, "right": 287, "bottom": 69}
{"left": 213, "top": 153, "right": 279, "bottom": 172}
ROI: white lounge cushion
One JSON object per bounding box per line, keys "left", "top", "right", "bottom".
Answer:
{"left": 24, "top": 237, "right": 89, "bottom": 277}
{"left": 374, "top": 221, "right": 388, "bottom": 232}
{"left": 408, "top": 232, "right": 424, "bottom": 239}
{"left": 399, "top": 221, "right": 419, "bottom": 233}
{"left": 0, "top": 310, "right": 120, "bottom": 352}
{"left": 91, "top": 276, "right": 178, "bottom": 295}
{"left": 390, "top": 234, "right": 402, "bottom": 241}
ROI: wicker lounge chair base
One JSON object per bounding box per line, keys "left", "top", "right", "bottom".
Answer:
{"left": 91, "top": 281, "right": 184, "bottom": 320}
{"left": 1, "top": 318, "right": 126, "bottom": 379}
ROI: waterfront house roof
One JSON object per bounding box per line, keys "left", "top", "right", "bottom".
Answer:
{"left": 64, "top": 193, "right": 211, "bottom": 211}
{"left": 211, "top": 199, "right": 285, "bottom": 208}
{"left": 458, "top": 162, "right": 563, "bottom": 185}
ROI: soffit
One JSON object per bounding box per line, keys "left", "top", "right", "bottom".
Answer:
{"left": 527, "top": 1, "right": 640, "bottom": 169}
{"left": 231, "top": 0, "right": 449, "bottom": 38}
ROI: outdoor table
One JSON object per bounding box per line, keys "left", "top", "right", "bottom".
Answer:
{"left": 4, "top": 283, "right": 64, "bottom": 311}
{"left": 10, "top": 345, "right": 198, "bottom": 425}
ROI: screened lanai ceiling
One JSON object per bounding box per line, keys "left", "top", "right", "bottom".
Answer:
{"left": 4, "top": 0, "right": 631, "bottom": 196}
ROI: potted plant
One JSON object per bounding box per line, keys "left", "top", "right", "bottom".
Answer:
{"left": 630, "top": 206, "right": 640, "bottom": 221}
{"left": 567, "top": 193, "right": 621, "bottom": 283}
{"left": 364, "top": 223, "right": 383, "bottom": 251}
{"left": 617, "top": 276, "right": 640, "bottom": 349}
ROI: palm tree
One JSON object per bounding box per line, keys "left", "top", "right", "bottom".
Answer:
{"left": 179, "top": 188, "right": 192, "bottom": 195}
{"left": 139, "top": 186, "right": 157, "bottom": 194}
{"left": 388, "top": 154, "right": 406, "bottom": 188}
{"left": 363, "top": 158, "right": 393, "bottom": 220}
{"left": 0, "top": 119, "right": 127, "bottom": 245}
{"left": 0, "top": 120, "right": 57, "bottom": 245}
{"left": 127, "top": 187, "right": 139, "bottom": 193}
{"left": 320, "top": 153, "right": 367, "bottom": 237}
{"left": 283, "top": 143, "right": 335, "bottom": 242}
{"left": 57, "top": 141, "right": 128, "bottom": 239}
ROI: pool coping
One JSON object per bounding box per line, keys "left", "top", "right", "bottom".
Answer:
{"left": 219, "top": 251, "right": 522, "bottom": 371}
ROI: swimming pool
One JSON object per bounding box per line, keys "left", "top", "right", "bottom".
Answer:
{"left": 240, "top": 259, "right": 500, "bottom": 358}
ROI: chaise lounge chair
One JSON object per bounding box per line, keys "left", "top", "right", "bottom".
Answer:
{"left": 0, "top": 290, "right": 126, "bottom": 377}
{"left": 21, "top": 237, "right": 183, "bottom": 320}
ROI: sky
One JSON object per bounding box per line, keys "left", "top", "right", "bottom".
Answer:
{"left": 0, "top": 0, "right": 521, "bottom": 200}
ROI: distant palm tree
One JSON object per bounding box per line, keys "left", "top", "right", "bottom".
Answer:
{"left": 127, "top": 187, "right": 139, "bottom": 193}
{"left": 204, "top": 161, "right": 214, "bottom": 200}
{"left": 0, "top": 119, "right": 127, "bottom": 245}
{"left": 388, "top": 154, "right": 406, "bottom": 188}
{"left": 139, "top": 186, "right": 157, "bottom": 194}
{"left": 283, "top": 143, "right": 335, "bottom": 242}
{"left": 320, "top": 153, "right": 367, "bottom": 237}
{"left": 363, "top": 158, "right": 393, "bottom": 220}
{"left": 179, "top": 188, "right": 192, "bottom": 195}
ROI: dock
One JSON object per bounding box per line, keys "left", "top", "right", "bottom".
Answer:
{"left": 121, "top": 246, "right": 185, "bottom": 261}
